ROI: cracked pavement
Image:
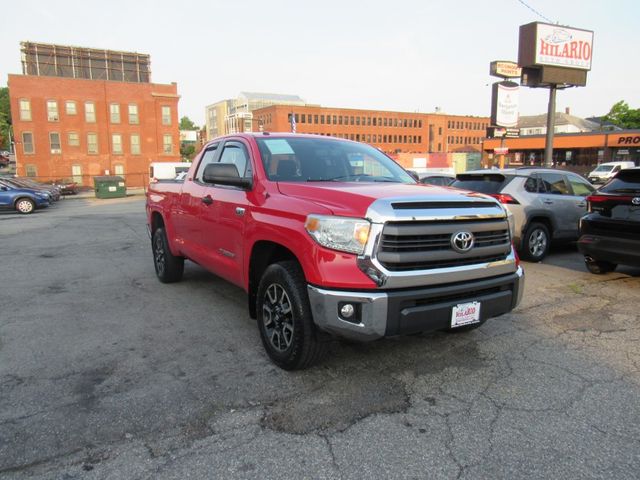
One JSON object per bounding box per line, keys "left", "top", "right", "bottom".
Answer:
{"left": 1, "top": 197, "right": 639, "bottom": 479}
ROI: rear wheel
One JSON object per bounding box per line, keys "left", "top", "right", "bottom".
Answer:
{"left": 522, "top": 222, "right": 550, "bottom": 262}
{"left": 256, "top": 261, "right": 329, "bottom": 370}
{"left": 584, "top": 257, "right": 616, "bottom": 275}
{"left": 152, "top": 227, "right": 184, "bottom": 283}
{"left": 15, "top": 197, "right": 35, "bottom": 214}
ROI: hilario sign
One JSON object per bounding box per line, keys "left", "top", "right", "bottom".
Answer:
{"left": 519, "top": 22, "right": 594, "bottom": 71}
{"left": 490, "top": 81, "right": 519, "bottom": 128}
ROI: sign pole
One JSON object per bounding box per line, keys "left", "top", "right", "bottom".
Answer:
{"left": 543, "top": 84, "right": 556, "bottom": 168}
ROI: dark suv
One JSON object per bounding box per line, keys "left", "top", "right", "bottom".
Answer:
{"left": 452, "top": 168, "right": 595, "bottom": 262}
{"left": 578, "top": 168, "right": 640, "bottom": 274}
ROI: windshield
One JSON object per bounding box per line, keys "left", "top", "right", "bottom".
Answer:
{"left": 593, "top": 165, "right": 614, "bottom": 173}
{"left": 255, "top": 136, "right": 415, "bottom": 184}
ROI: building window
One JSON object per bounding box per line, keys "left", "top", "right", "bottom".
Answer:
{"left": 87, "top": 133, "right": 98, "bottom": 154}
{"left": 19, "top": 99, "right": 32, "bottom": 121}
{"left": 47, "top": 100, "right": 59, "bottom": 122}
{"left": 25, "top": 164, "right": 37, "bottom": 177}
{"left": 438, "top": 127, "right": 442, "bottom": 135}
{"left": 72, "top": 165, "right": 82, "bottom": 184}
{"left": 129, "top": 104, "right": 139, "bottom": 124}
{"left": 110, "top": 104, "right": 121, "bottom": 123}
{"left": 163, "top": 134, "right": 173, "bottom": 154}
{"left": 114, "top": 164, "right": 125, "bottom": 176}
{"left": 130, "top": 134, "right": 141, "bottom": 155}
{"left": 22, "top": 132, "right": 34, "bottom": 154}
{"left": 85, "top": 102, "right": 96, "bottom": 123}
{"left": 49, "top": 132, "right": 61, "bottom": 153}
{"left": 66, "top": 101, "right": 77, "bottom": 115}
{"left": 162, "top": 106, "right": 171, "bottom": 125}
{"left": 68, "top": 132, "right": 80, "bottom": 146}
{"left": 314, "top": 115, "right": 318, "bottom": 124}
{"left": 112, "top": 134, "right": 123, "bottom": 154}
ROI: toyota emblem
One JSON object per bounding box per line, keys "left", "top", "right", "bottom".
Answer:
{"left": 451, "top": 231, "right": 475, "bottom": 253}
{"left": 632, "top": 197, "right": 640, "bottom": 206}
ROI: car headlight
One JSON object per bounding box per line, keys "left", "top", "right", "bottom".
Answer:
{"left": 305, "top": 215, "right": 371, "bottom": 255}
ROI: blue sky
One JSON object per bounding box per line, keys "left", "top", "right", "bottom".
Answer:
{"left": 1, "top": 0, "right": 638, "bottom": 125}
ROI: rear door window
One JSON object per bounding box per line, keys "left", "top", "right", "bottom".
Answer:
{"left": 452, "top": 174, "right": 507, "bottom": 194}
{"left": 538, "top": 172, "right": 570, "bottom": 195}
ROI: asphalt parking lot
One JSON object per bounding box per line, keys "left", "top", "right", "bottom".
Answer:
{"left": 1, "top": 197, "right": 640, "bottom": 479}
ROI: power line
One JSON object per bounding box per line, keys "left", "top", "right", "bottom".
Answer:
{"left": 516, "top": 0, "right": 556, "bottom": 24}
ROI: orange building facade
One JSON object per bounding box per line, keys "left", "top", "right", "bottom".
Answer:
{"left": 9, "top": 74, "right": 180, "bottom": 187}
{"left": 253, "top": 105, "right": 489, "bottom": 155}
{"left": 483, "top": 130, "right": 640, "bottom": 173}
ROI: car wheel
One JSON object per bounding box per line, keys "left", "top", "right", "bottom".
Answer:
{"left": 256, "top": 261, "right": 329, "bottom": 370}
{"left": 15, "top": 197, "right": 35, "bottom": 214}
{"left": 522, "top": 222, "right": 550, "bottom": 262}
{"left": 584, "top": 257, "right": 616, "bottom": 275}
{"left": 152, "top": 227, "right": 184, "bottom": 283}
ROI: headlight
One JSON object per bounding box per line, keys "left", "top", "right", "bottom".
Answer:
{"left": 305, "top": 215, "right": 371, "bottom": 255}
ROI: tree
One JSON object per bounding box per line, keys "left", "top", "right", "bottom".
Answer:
{"left": 180, "top": 143, "right": 196, "bottom": 159}
{"left": 0, "top": 87, "right": 11, "bottom": 151}
{"left": 602, "top": 101, "right": 640, "bottom": 129}
{"left": 179, "top": 116, "right": 198, "bottom": 130}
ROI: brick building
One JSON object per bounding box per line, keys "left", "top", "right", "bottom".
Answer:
{"left": 9, "top": 43, "right": 180, "bottom": 187}
{"left": 252, "top": 104, "right": 489, "bottom": 155}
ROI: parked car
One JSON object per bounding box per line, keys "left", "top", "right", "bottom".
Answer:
{"left": 0, "top": 184, "right": 50, "bottom": 213}
{"left": 0, "top": 176, "right": 61, "bottom": 201}
{"left": 578, "top": 168, "right": 640, "bottom": 274}
{"left": 51, "top": 180, "right": 79, "bottom": 195}
{"left": 452, "top": 168, "right": 595, "bottom": 261}
{"left": 587, "top": 161, "right": 635, "bottom": 185}
{"left": 0, "top": 154, "right": 10, "bottom": 168}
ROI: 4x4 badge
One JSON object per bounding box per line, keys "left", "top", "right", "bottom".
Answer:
{"left": 451, "top": 231, "right": 475, "bottom": 253}
{"left": 632, "top": 197, "right": 640, "bottom": 206}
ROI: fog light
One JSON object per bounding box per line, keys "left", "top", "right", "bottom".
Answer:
{"left": 340, "top": 303, "right": 355, "bottom": 319}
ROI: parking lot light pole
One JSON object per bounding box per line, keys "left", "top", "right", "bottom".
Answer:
{"left": 544, "top": 84, "right": 556, "bottom": 168}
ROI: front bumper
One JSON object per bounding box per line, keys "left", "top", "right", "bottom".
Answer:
{"left": 308, "top": 267, "right": 524, "bottom": 341}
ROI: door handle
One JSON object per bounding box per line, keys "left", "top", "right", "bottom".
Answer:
{"left": 202, "top": 195, "right": 214, "bottom": 205}
{"left": 542, "top": 200, "right": 554, "bottom": 205}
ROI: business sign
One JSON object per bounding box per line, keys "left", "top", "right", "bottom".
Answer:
{"left": 490, "top": 61, "right": 522, "bottom": 79}
{"left": 519, "top": 22, "right": 594, "bottom": 71}
{"left": 494, "top": 147, "right": 509, "bottom": 155}
{"left": 490, "top": 81, "right": 519, "bottom": 128}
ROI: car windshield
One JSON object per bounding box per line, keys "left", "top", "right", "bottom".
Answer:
{"left": 600, "top": 170, "right": 640, "bottom": 193}
{"left": 451, "top": 173, "right": 507, "bottom": 194}
{"left": 593, "top": 165, "right": 614, "bottom": 173}
{"left": 255, "top": 136, "right": 415, "bottom": 184}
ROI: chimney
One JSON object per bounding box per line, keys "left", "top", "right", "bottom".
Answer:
{"left": 565, "top": 107, "right": 571, "bottom": 115}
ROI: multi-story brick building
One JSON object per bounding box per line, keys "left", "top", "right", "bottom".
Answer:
{"left": 9, "top": 42, "right": 180, "bottom": 187}
{"left": 252, "top": 104, "right": 489, "bottom": 155}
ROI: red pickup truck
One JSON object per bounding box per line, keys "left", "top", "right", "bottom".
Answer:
{"left": 146, "top": 133, "right": 524, "bottom": 369}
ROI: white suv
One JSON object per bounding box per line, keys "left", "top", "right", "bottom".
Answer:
{"left": 452, "top": 168, "right": 596, "bottom": 262}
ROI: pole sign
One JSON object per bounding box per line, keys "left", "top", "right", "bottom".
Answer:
{"left": 519, "top": 22, "right": 594, "bottom": 71}
{"left": 490, "top": 81, "right": 519, "bottom": 128}
{"left": 490, "top": 61, "right": 522, "bottom": 79}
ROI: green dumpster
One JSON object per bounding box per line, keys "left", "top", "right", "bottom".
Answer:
{"left": 93, "top": 175, "right": 126, "bottom": 199}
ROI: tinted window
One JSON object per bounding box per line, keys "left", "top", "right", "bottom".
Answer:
{"left": 600, "top": 169, "right": 640, "bottom": 193}
{"left": 195, "top": 143, "right": 219, "bottom": 182}
{"left": 452, "top": 174, "right": 507, "bottom": 194}
{"left": 523, "top": 175, "right": 542, "bottom": 193}
{"left": 219, "top": 141, "right": 250, "bottom": 177}
{"left": 538, "top": 172, "right": 569, "bottom": 195}
{"left": 566, "top": 173, "right": 594, "bottom": 196}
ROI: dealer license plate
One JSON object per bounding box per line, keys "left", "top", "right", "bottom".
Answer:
{"left": 451, "top": 301, "right": 481, "bottom": 328}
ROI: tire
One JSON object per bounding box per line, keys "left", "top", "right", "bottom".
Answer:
{"left": 152, "top": 227, "right": 184, "bottom": 283}
{"left": 584, "top": 257, "right": 616, "bottom": 275}
{"left": 15, "top": 197, "right": 35, "bottom": 214}
{"left": 521, "top": 222, "right": 550, "bottom": 262}
{"left": 256, "top": 261, "right": 329, "bottom": 370}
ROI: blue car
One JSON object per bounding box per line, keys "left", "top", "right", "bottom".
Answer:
{"left": 0, "top": 184, "right": 50, "bottom": 214}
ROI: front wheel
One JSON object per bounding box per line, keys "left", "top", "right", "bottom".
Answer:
{"left": 521, "top": 222, "right": 550, "bottom": 262}
{"left": 256, "top": 261, "right": 329, "bottom": 370}
{"left": 584, "top": 257, "right": 616, "bottom": 275}
{"left": 152, "top": 227, "right": 184, "bottom": 283}
{"left": 15, "top": 197, "right": 35, "bottom": 214}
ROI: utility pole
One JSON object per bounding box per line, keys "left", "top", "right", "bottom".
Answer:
{"left": 543, "top": 84, "right": 556, "bottom": 168}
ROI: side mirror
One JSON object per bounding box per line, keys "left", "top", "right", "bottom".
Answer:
{"left": 407, "top": 170, "right": 420, "bottom": 182}
{"left": 203, "top": 163, "right": 252, "bottom": 189}
{"left": 0, "top": 186, "right": 7, "bottom": 191}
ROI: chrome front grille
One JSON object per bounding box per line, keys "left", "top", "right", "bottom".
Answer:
{"left": 377, "top": 219, "right": 511, "bottom": 271}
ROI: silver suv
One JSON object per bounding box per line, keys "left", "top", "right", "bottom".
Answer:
{"left": 452, "top": 168, "right": 595, "bottom": 261}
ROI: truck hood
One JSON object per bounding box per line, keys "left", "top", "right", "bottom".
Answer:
{"left": 277, "top": 182, "right": 489, "bottom": 217}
